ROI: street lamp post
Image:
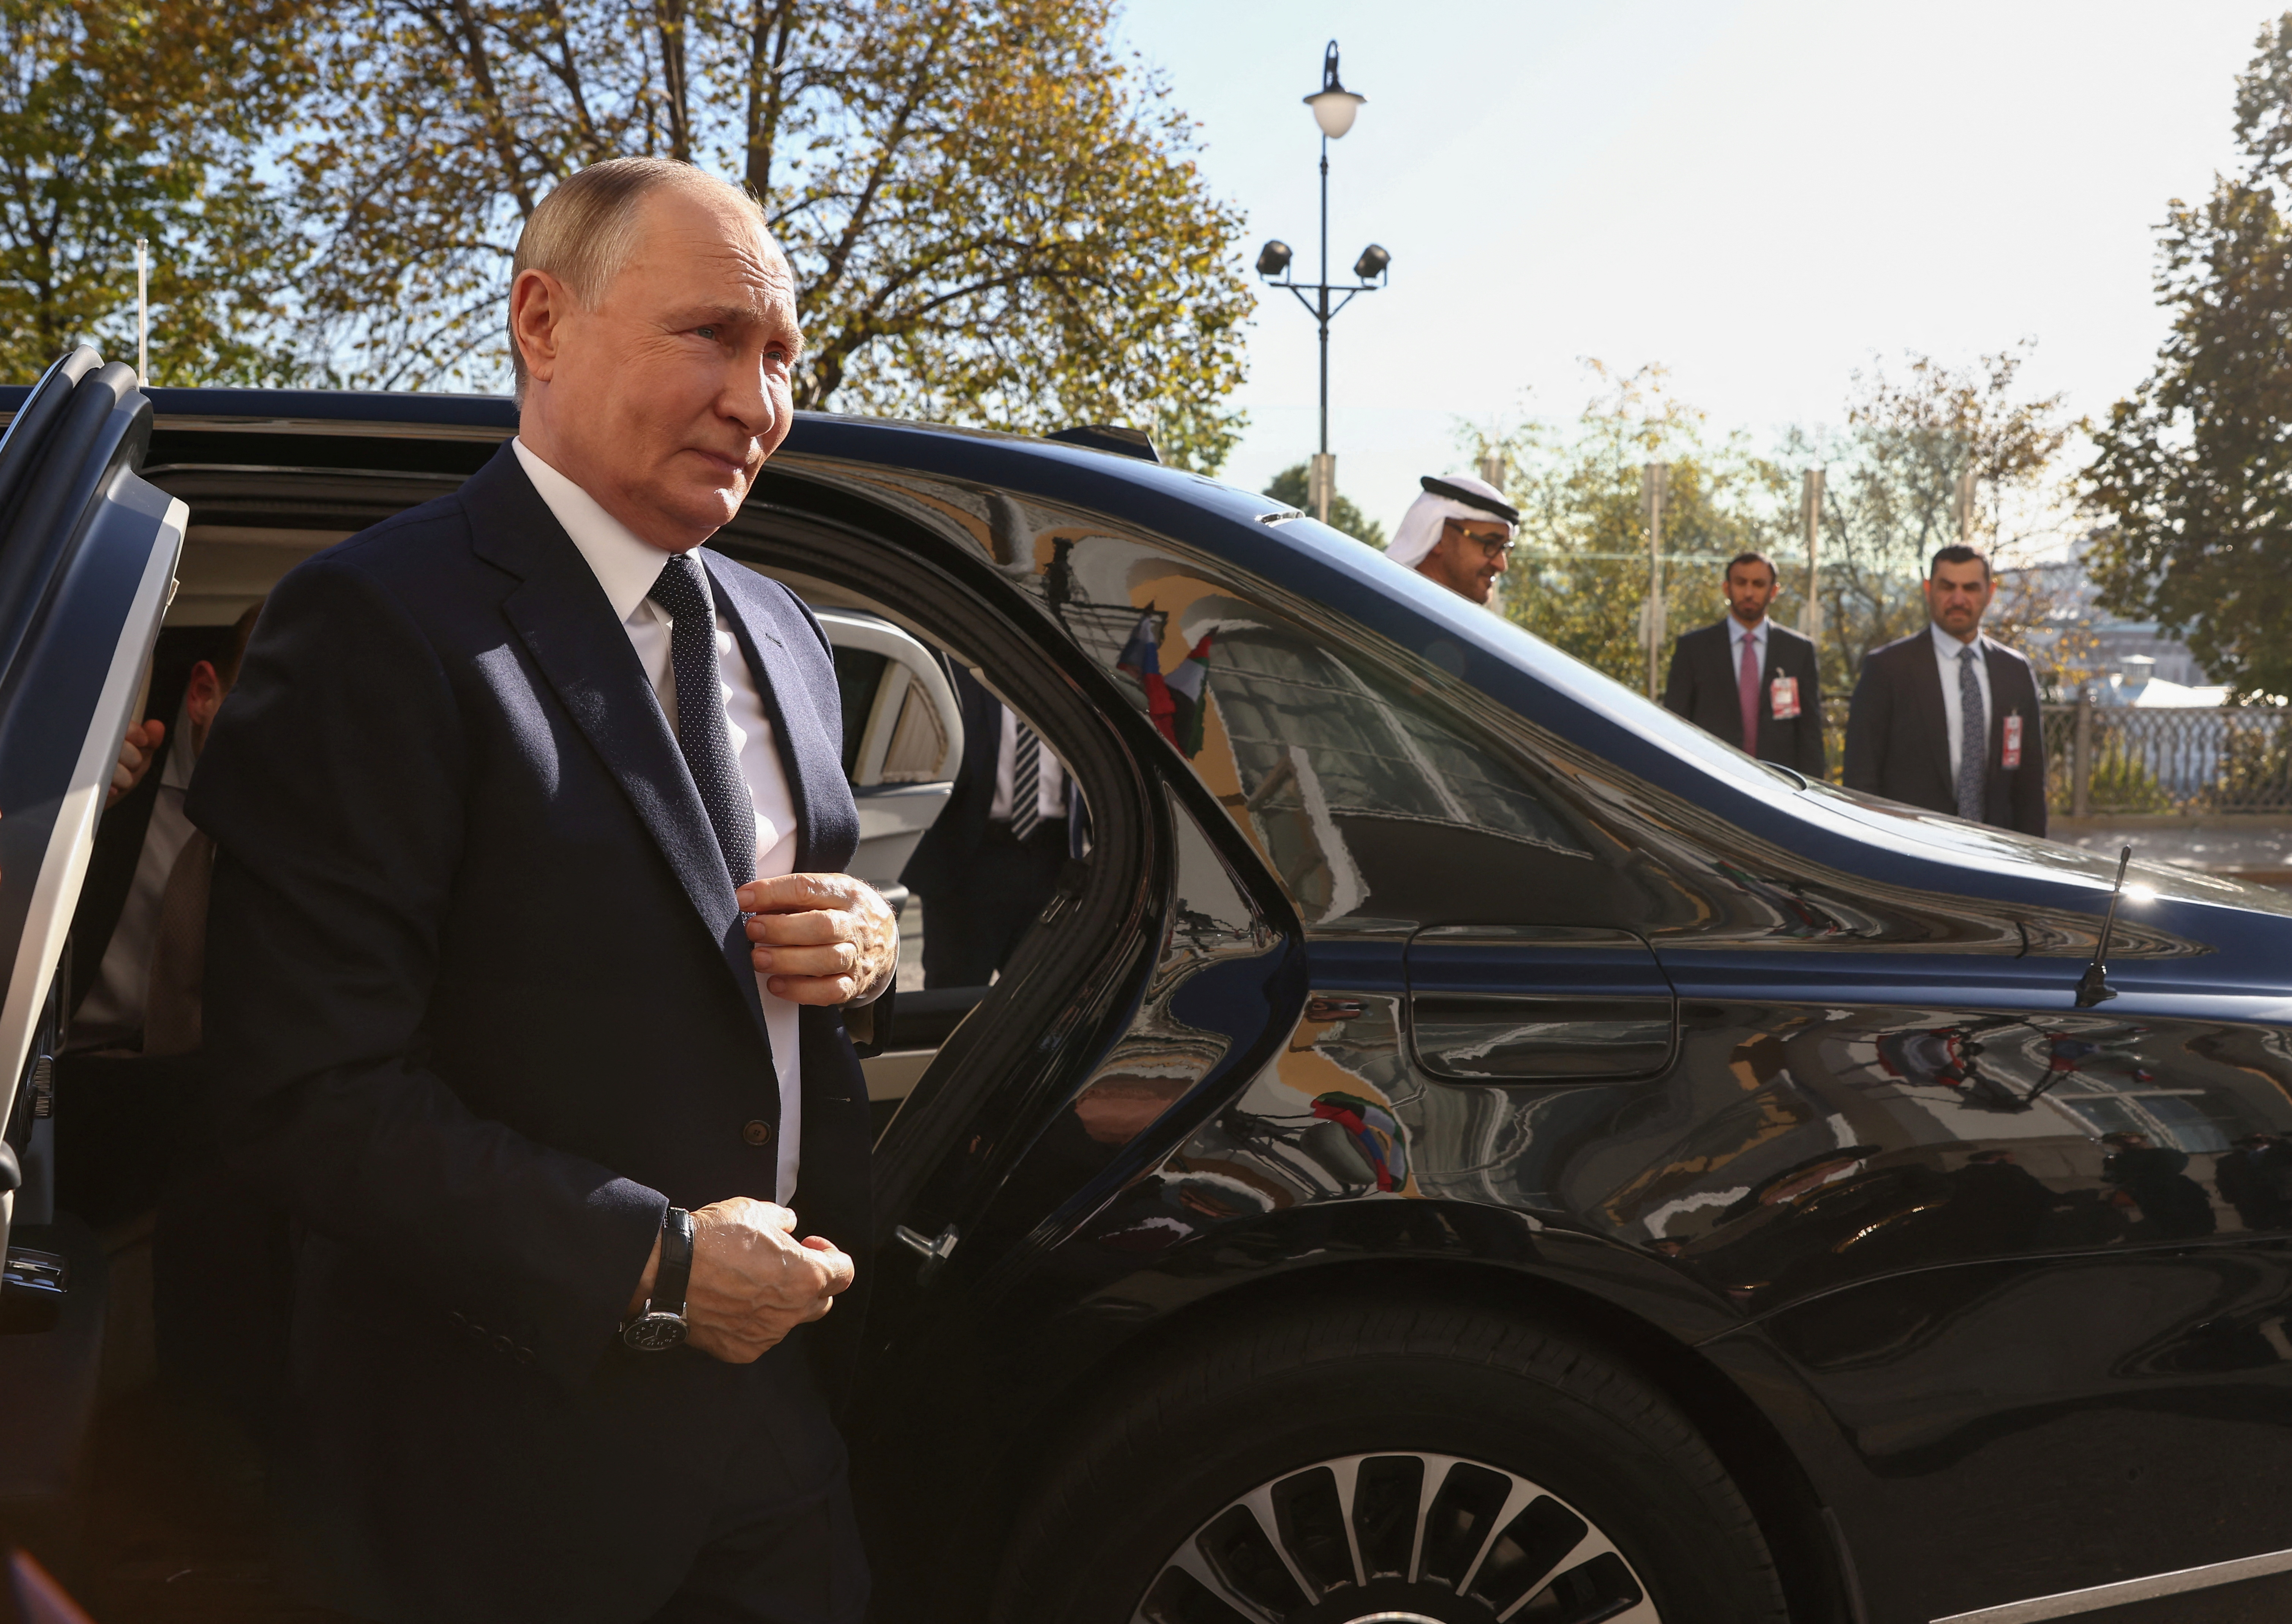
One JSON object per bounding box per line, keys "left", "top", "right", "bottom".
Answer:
{"left": 1255, "top": 40, "right": 1388, "bottom": 525}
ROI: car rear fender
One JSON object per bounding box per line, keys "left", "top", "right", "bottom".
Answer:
{"left": 863, "top": 1199, "right": 1869, "bottom": 1624}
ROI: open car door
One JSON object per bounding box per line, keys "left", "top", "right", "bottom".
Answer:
{"left": 0, "top": 349, "right": 185, "bottom": 1528}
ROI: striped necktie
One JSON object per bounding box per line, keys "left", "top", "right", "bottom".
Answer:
{"left": 1010, "top": 719, "right": 1043, "bottom": 841}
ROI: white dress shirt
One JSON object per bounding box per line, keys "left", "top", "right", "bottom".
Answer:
{"left": 1931, "top": 621, "right": 1994, "bottom": 780}
{"left": 514, "top": 439, "right": 804, "bottom": 1203}
{"left": 987, "top": 704, "right": 1068, "bottom": 824}
{"left": 1727, "top": 615, "right": 1768, "bottom": 672}
{"left": 69, "top": 701, "right": 197, "bottom": 1050}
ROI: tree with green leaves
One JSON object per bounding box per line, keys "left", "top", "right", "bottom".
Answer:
{"left": 289, "top": 0, "right": 1250, "bottom": 469}
{"left": 1461, "top": 364, "right": 1787, "bottom": 690}
{"left": 1456, "top": 353, "right": 2077, "bottom": 710}
{"left": 2087, "top": 15, "right": 2292, "bottom": 698}
{"left": 1787, "top": 345, "right": 2077, "bottom": 696}
{"left": 0, "top": 0, "right": 314, "bottom": 385}
{"left": 1262, "top": 462, "right": 1385, "bottom": 548}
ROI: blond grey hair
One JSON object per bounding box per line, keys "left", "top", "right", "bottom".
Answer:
{"left": 507, "top": 158, "right": 769, "bottom": 396}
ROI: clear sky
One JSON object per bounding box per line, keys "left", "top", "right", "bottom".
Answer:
{"left": 1115, "top": 0, "right": 2276, "bottom": 537}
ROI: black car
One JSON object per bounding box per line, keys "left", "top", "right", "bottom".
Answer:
{"left": 7, "top": 353, "right": 2292, "bottom": 1624}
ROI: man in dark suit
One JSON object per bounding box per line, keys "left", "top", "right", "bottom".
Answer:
{"left": 900, "top": 667, "right": 1069, "bottom": 988}
{"left": 1844, "top": 543, "right": 2047, "bottom": 837}
{"left": 188, "top": 158, "right": 897, "bottom": 1623}
{"left": 1662, "top": 550, "right": 1826, "bottom": 776}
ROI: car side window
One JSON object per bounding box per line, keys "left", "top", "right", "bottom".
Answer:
{"left": 829, "top": 644, "right": 889, "bottom": 778}
{"left": 996, "top": 528, "right": 1608, "bottom": 931}
{"left": 1202, "top": 617, "right": 1589, "bottom": 924}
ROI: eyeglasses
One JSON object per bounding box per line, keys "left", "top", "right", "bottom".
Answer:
{"left": 1443, "top": 519, "right": 1513, "bottom": 559}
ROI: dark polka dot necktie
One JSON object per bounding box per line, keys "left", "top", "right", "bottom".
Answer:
{"left": 647, "top": 553, "right": 757, "bottom": 890}
{"left": 1956, "top": 645, "right": 1988, "bottom": 823}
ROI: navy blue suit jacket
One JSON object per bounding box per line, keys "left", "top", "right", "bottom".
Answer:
{"left": 188, "top": 446, "right": 872, "bottom": 1623}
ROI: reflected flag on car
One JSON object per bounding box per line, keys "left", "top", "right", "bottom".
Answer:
{"left": 1311, "top": 1090, "right": 1408, "bottom": 1192}
{"left": 1166, "top": 632, "right": 1214, "bottom": 757}
{"left": 1117, "top": 609, "right": 1180, "bottom": 747}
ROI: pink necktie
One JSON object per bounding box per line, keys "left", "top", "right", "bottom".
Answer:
{"left": 1738, "top": 630, "right": 1760, "bottom": 752}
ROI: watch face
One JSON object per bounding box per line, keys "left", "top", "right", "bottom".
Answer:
{"left": 621, "top": 1312, "right": 687, "bottom": 1352}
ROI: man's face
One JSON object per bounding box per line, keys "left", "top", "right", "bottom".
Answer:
{"left": 1924, "top": 558, "right": 1993, "bottom": 640}
{"left": 513, "top": 185, "right": 801, "bottom": 551}
{"left": 1417, "top": 517, "right": 1511, "bottom": 605}
{"left": 1724, "top": 562, "right": 1777, "bottom": 626}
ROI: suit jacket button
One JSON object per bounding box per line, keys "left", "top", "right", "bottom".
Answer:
{"left": 466, "top": 1322, "right": 488, "bottom": 1347}
{"left": 447, "top": 1311, "right": 466, "bottom": 1330}
{"left": 515, "top": 1346, "right": 536, "bottom": 1366}
{"left": 743, "top": 1119, "right": 773, "bottom": 1147}
{"left": 491, "top": 1334, "right": 514, "bottom": 1358}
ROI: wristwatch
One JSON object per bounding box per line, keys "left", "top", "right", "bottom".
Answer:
{"left": 622, "top": 1207, "right": 694, "bottom": 1352}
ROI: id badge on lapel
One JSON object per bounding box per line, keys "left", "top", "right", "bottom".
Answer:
{"left": 1769, "top": 673, "right": 1801, "bottom": 721}
{"left": 2003, "top": 712, "right": 2024, "bottom": 770}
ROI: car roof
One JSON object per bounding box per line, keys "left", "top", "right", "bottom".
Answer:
{"left": 4, "top": 383, "right": 2275, "bottom": 932}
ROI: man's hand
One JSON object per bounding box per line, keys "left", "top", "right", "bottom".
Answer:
{"left": 626, "top": 1197, "right": 853, "bottom": 1363}
{"left": 738, "top": 873, "right": 897, "bottom": 1005}
{"left": 107, "top": 719, "right": 164, "bottom": 809}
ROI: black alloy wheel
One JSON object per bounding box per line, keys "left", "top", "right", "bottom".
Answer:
{"left": 994, "top": 1299, "right": 1788, "bottom": 1624}
{"left": 1140, "top": 1449, "right": 1655, "bottom": 1622}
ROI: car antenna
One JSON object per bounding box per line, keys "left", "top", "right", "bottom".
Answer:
{"left": 2074, "top": 844, "right": 2132, "bottom": 1009}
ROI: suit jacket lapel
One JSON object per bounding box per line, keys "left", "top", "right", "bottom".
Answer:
{"left": 1905, "top": 630, "right": 1952, "bottom": 791}
{"left": 701, "top": 550, "right": 849, "bottom": 874}
{"left": 461, "top": 450, "right": 750, "bottom": 970}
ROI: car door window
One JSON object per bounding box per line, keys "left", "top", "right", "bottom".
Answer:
{"left": 995, "top": 531, "right": 1610, "bottom": 931}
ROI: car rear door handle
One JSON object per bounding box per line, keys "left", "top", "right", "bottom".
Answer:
{"left": 1405, "top": 925, "right": 1678, "bottom": 1082}
{"left": 1411, "top": 991, "right": 1676, "bottom": 1079}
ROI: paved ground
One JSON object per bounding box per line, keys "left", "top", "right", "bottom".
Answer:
{"left": 2052, "top": 815, "right": 2292, "bottom": 889}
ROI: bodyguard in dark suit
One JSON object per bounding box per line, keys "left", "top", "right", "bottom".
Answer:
{"left": 187, "top": 160, "right": 897, "bottom": 1623}
{"left": 899, "top": 666, "right": 1070, "bottom": 988}
{"left": 1844, "top": 544, "right": 2048, "bottom": 837}
{"left": 1662, "top": 550, "right": 1826, "bottom": 777}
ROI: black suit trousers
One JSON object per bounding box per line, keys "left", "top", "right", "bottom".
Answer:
{"left": 918, "top": 819, "right": 1069, "bottom": 989}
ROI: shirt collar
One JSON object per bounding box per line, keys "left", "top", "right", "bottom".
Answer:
{"left": 512, "top": 438, "right": 691, "bottom": 624}
{"left": 1932, "top": 621, "right": 1984, "bottom": 663}
{"left": 161, "top": 695, "right": 196, "bottom": 792}
{"left": 1729, "top": 615, "right": 1767, "bottom": 644}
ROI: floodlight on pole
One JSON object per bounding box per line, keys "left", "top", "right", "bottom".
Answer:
{"left": 1256, "top": 39, "right": 1388, "bottom": 525}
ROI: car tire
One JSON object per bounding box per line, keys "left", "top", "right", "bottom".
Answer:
{"left": 993, "top": 1296, "right": 1789, "bottom": 1624}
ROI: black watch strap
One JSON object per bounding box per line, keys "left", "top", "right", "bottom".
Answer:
{"left": 656, "top": 1207, "right": 695, "bottom": 1318}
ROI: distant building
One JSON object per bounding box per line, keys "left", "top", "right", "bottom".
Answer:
{"left": 2096, "top": 654, "right": 2229, "bottom": 709}
{"left": 2007, "top": 536, "right": 2215, "bottom": 697}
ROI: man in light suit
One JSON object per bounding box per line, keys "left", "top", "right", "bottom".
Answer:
{"left": 1844, "top": 543, "right": 2048, "bottom": 837}
{"left": 1662, "top": 550, "right": 1826, "bottom": 777}
{"left": 189, "top": 158, "right": 896, "bottom": 1622}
